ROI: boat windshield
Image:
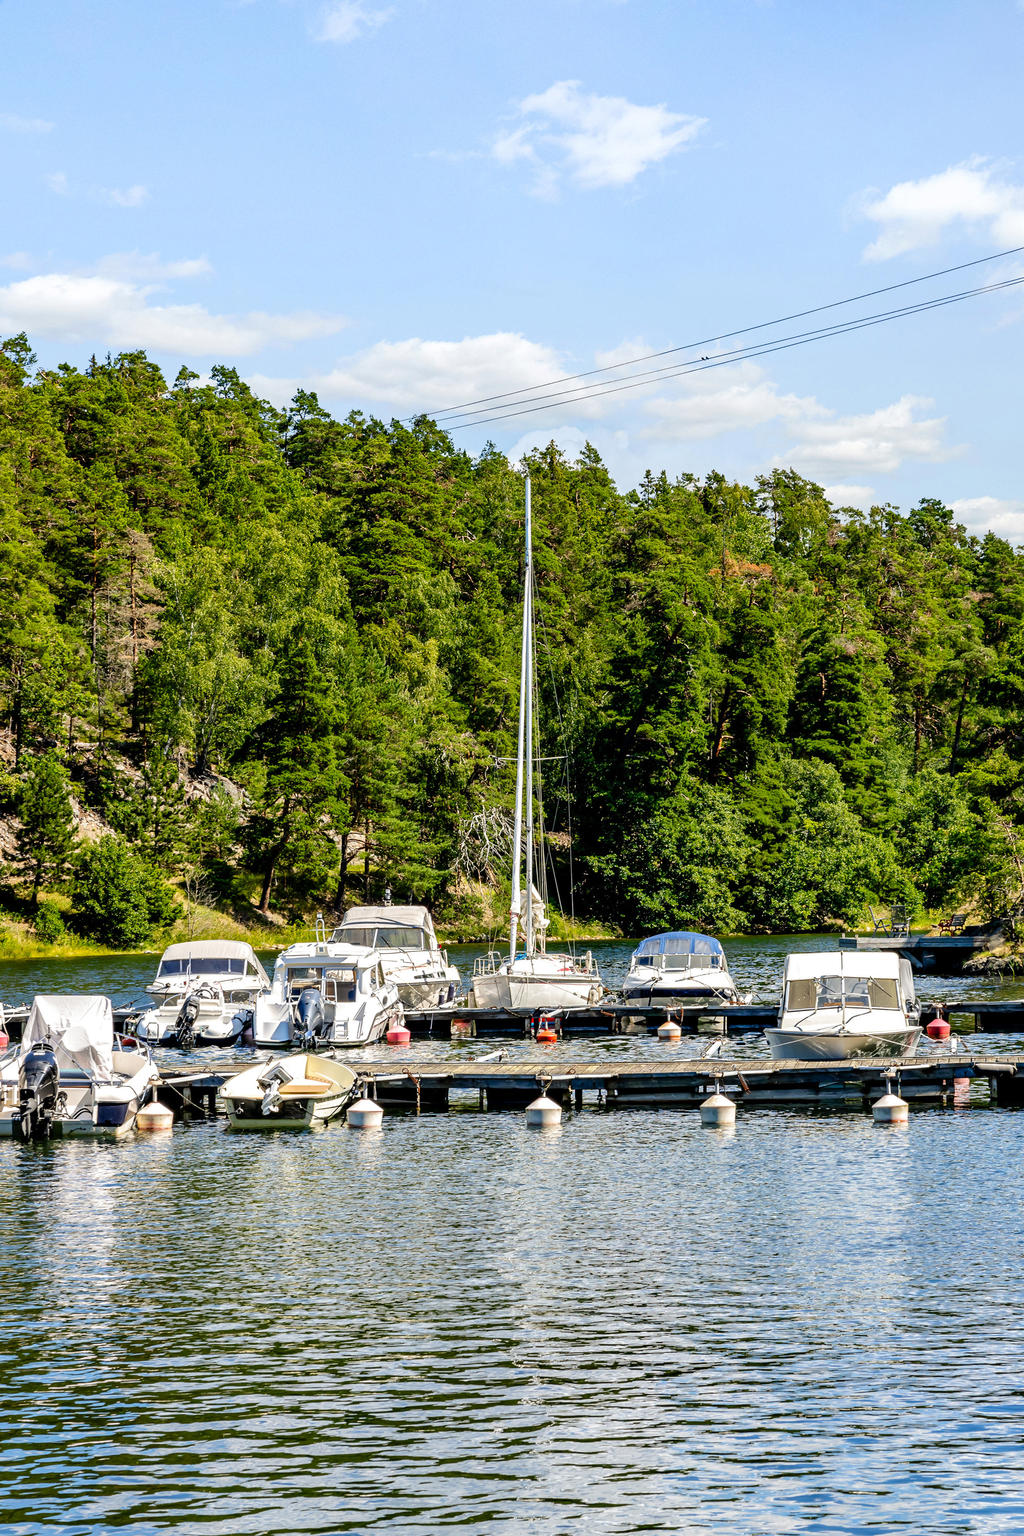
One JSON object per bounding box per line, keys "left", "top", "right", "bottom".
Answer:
{"left": 333, "top": 925, "right": 428, "bottom": 949}
{"left": 787, "top": 976, "right": 900, "bottom": 1011}
{"left": 158, "top": 957, "right": 248, "bottom": 977}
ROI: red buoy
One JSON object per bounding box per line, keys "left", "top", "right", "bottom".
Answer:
{"left": 0, "top": 1027, "right": 8, "bottom": 1051}
{"left": 536, "top": 1025, "right": 558, "bottom": 1044}
{"left": 386, "top": 1022, "right": 411, "bottom": 1045}
{"left": 926, "top": 1018, "right": 951, "bottom": 1041}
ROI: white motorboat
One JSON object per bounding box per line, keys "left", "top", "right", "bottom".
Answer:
{"left": 136, "top": 940, "right": 272, "bottom": 1047}
{"left": 0, "top": 995, "right": 157, "bottom": 1140}
{"left": 331, "top": 905, "right": 460, "bottom": 1008}
{"left": 766, "top": 951, "right": 921, "bottom": 1061}
{"left": 252, "top": 937, "right": 403, "bottom": 1049}
{"left": 220, "top": 1052, "right": 359, "bottom": 1131}
{"left": 469, "top": 475, "right": 603, "bottom": 1012}
{"left": 622, "top": 932, "right": 744, "bottom": 1006}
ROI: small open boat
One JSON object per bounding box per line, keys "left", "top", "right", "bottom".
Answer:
{"left": 220, "top": 1053, "right": 360, "bottom": 1130}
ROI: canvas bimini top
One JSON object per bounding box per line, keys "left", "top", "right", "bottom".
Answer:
{"left": 632, "top": 932, "right": 726, "bottom": 961}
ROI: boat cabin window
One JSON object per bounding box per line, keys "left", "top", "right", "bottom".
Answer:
{"left": 285, "top": 966, "right": 323, "bottom": 998}
{"left": 324, "top": 968, "right": 357, "bottom": 1004}
{"left": 158, "top": 957, "right": 247, "bottom": 977}
{"left": 787, "top": 975, "right": 900, "bottom": 1011}
{"left": 335, "top": 925, "right": 428, "bottom": 949}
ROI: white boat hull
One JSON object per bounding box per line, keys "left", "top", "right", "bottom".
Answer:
{"left": 471, "top": 970, "right": 601, "bottom": 1011}
{"left": 221, "top": 1053, "right": 358, "bottom": 1130}
{"left": 765, "top": 1027, "right": 921, "bottom": 1061}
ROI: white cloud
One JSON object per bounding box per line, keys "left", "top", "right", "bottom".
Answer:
{"left": 45, "top": 171, "right": 149, "bottom": 207}
{"left": 644, "top": 361, "right": 821, "bottom": 439}
{"left": 781, "top": 395, "right": 957, "bottom": 475}
{"left": 0, "top": 112, "right": 53, "bottom": 133}
{"left": 823, "top": 483, "right": 875, "bottom": 509}
{"left": 493, "top": 80, "right": 705, "bottom": 195}
{"left": 642, "top": 361, "right": 957, "bottom": 477}
{"left": 105, "top": 184, "right": 148, "bottom": 208}
{"left": 1, "top": 251, "right": 33, "bottom": 271}
{"left": 0, "top": 272, "right": 344, "bottom": 356}
{"left": 858, "top": 158, "right": 1024, "bottom": 259}
{"left": 315, "top": 2, "right": 392, "bottom": 43}
{"left": 91, "top": 252, "right": 213, "bottom": 281}
{"left": 951, "top": 496, "right": 1024, "bottom": 543}
{"left": 253, "top": 331, "right": 566, "bottom": 413}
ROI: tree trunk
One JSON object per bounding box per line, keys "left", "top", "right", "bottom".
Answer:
{"left": 948, "top": 674, "right": 970, "bottom": 776}
{"left": 363, "top": 817, "right": 371, "bottom": 900}
{"left": 334, "top": 830, "right": 350, "bottom": 911}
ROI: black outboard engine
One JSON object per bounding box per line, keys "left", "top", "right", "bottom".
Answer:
{"left": 295, "top": 986, "right": 326, "bottom": 1044}
{"left": 15, "top": 1044, "right": 59, "bottom": 1142}
{"left": 174, "top": 992, "right": 201, "bottom": 1050}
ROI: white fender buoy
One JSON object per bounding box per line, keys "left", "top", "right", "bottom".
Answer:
{"left": 137, "top": 1099, "right": 174, "bottom": 1133}
{"left": 700, "top": 1091, "right": 736, "bottom": 1127}
{"left": 525, "top": 1093, "right": 562, "bottom": 1127}
{"left": 347, "top": 1097, "right": 384, "bottom": 1129}
{"left": 873, "top": 1091, "right": 909, "bottom": 1124}
{"left": 657, "top": 1020, "right": 682, "bottom": 1042}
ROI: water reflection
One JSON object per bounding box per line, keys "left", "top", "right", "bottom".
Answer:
{"left": 2, "top": 1109, "right": 1024, "bottom": 1532}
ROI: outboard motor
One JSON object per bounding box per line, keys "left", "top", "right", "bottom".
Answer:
{"left": 15, "top": 1044, "right": 59, "bottom": 1142}
{"left": 174, "top": 992, "right": 201, "bottom": 1050}
{"left": 295, "top": 986, "right": 326, "bottom": 1044}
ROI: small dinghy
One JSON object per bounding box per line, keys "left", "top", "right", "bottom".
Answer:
{"left": 220, "top": 1053, "right": 360, "bottom": 1131}
{"left": 0, "top": 995, "right": 157, "bottom": 1140}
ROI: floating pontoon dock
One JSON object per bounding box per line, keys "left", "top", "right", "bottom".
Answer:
{"left": 155, "top": 1051, "right": 1024, "bottom": 1118}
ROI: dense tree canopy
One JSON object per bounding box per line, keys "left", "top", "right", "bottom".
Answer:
{"left": 1, "top": 330, "right": 1021, "bottom": 938}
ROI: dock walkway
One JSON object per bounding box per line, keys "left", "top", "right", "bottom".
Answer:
{"left": 156, "top": 1050, "right": 1024, "bottom": 1117}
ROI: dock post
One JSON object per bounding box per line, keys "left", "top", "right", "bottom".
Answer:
{"left": 574, "top": 1086, "right": 583, "bottom": 1112}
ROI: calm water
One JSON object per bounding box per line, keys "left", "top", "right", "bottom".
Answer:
{"left": 2, "top": 943, "right": 1024, "bottom": 1534}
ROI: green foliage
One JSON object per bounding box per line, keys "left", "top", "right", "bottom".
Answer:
{"left": 17, "top": 753, "right": 76, "bottom": 902}
{"left": 70, "top": 836, "right": 177, "bottom": 948}
{"left": 33, "top": 899, "right": 66, "bottom": 943}
{"left": 2, "top": 331, "right": 1024, "bottom": 933}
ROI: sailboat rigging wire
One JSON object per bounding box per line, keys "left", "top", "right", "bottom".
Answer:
{"left": 434, "top": 272, "right": 1024, "bottom": 432}
{"left": 530, "top": 566, "right": 580, "bottom": 952}
{"left": 406, "top": 243, "right": 1024, "bottom": 423}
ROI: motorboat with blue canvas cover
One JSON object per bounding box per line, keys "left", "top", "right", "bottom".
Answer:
{"left": 136, "top": 940, "right": 271, "bottom": 1047}
{"left": 331, "top": 905, "right": 460, "bottom": 1009}
{"left": 766, "top": 950, "right": 921, "bottom": 1060}
{"left": 622, "top": 932, "right": 745, "bottom": 1007}
{"left": 0, "top": 995, "right": 156, "bottom": 1140}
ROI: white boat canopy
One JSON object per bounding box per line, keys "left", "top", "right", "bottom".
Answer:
{"left": 785, "top": 951, "right": 902, "bottom": 980}
{"left": 154, "top": 940, "right": 269, "bottom": 981}
{"left": 24, "top": 994, "right": 115, "bottom": 1082}
{"left": 334, "top": 906, "right": 438, "bottom": 947}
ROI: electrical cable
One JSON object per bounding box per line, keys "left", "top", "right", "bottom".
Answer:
{"left": 434, "top": 271, "right": 1024, "bottom": 432}
{"left": 400, "top": 243, "right": 1024, "bottom": 427}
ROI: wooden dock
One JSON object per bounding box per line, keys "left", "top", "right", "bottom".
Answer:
{"left": 406, "top": 1002, "right": 776, "bottom": 1037}
{"left": 156, "top": 1050, "right": 1024, "bottom": 1117}
{"left": 838, "top": 927, "right": 1002, "bottom": 974}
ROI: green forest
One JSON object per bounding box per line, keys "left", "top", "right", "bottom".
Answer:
{"left": 1, "top": 330, "right": 1022, "bottom": 948}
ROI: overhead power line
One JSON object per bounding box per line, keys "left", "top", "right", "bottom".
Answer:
{"left": 401, "top": 243, "right": 1024, "bottom": 429}
{"left": 430, "top": 270, "right": 1024, "bottom": 432}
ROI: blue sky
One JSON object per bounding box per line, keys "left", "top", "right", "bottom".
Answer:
{"left": 2, "top": 0, "right": 1023, "bottom": 534}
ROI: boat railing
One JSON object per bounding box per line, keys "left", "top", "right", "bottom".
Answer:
{"left": 473, "top": 951, "right": 503, "bottom": 978}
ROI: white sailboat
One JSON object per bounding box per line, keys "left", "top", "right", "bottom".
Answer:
{"left": 471, "top": 475, "right": 603, "bottom": 1012}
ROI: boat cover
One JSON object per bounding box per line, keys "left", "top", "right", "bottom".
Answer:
{"left": 632, "top": 932, "right": 725, "bottom": 959}
{"left": 339, "top": 906, "right": 437, "bottom": 943}
{"left": 23, "top": 994, "right": 114, "bottom": 1081}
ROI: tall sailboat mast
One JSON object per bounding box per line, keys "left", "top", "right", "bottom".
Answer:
{"left": 508, "top": 474, "right": 532, "bottom": 959}
{"left": 524, "top": 476, "right": 536, "bottom": 958}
